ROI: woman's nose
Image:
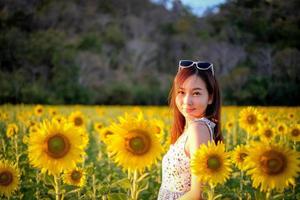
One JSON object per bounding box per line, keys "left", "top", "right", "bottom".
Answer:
{"left": 183, "top": 94, "right": 193, "bottom": 105}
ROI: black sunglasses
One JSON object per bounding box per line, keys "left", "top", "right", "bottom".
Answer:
{"left": 178, "top": 60, "right": 214, "bottom": 76}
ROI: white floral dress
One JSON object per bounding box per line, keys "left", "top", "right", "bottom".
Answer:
{"left": 157, "top": 117, "right": 215, "bottom": 200}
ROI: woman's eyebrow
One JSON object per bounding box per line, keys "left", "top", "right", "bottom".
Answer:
{"left": 192, "top": 87, "right": 203, "bottom": 90}
{"left": 178, "top": 87, "right": 203, "bottom": 90}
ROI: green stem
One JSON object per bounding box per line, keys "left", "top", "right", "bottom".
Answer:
{"left": 35, "top": 171, "right": 40, "bottom": 199}
{"left": 266, "top": 190, "right": 272, "bottom": 200}
{"left": 54, "top": 175, "right": 61, "bottom": 200}
{"left": 13, "top": 135, "right": 19, "bottom": 166}
{"left": 208, "top": 183, "right": 215, "bottom": 200}
{"left": 130, "top": 170, "right": 139, "bottom": 200}
{"left": 233, "top": 126, "right": 237, "bottom": 146}
{"left": 239, "top": 170, "right": 244, "bottom": 199}
{"left": 77, "top": 190, "right": 80, "bottom": 199}
{"left": 246, "top": 132, "right": 250, "bottom": 142}
{"left": 92, "top": 174, "right": 96, "bottom": 200}
{"left": 1, "top": 139, "right": 6, "bottom": 156}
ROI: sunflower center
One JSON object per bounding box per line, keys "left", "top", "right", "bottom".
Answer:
{"left": 291, "top": 129, "right": 299, "bottom": 137}
{"left": 260, "top": 150, "right": 286, "bottom": 175}
{"left": 37, "top": 109, "right": 42, "bottom": 113}
{"left": 46, "top": 134, "right": 71, "bottom": 158}
{"left": 125, "top": 130, "right": 151, "bottom": 155}
{"left": 74, "top": 117, "right": 83, "bottom": 126}
{"left": 278, "top": 126, "right": 284, "bottom": 132}
{"left": 0, "top": 171, "right": 13, "bottom": 186}
{"left": 207, "top": 155, "right": 221, "bottom": 171}
{"left": 264, "top": 129, "right": 273, "bottom": 138}
{"left": 228, "top": 123, "right": 233, "bottom": 127}
{"left": 155, "top": 126, "right": 161, "bottom": 134}
{"left": 247, "top": 115, "right": 256, "bottom": 124}
{"left": 104, "top": 131, "right": 113, "bottom": 138}
{"left": 71, "top": 170, "right": 82, "bottom": 181}
{"left": 239, "top": 153, "right": 248, "bottom": 162}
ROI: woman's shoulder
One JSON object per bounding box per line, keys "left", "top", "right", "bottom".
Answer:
{"left": 186, "top": 119, "right": 212, "bottom": 148}
{"left": 191, "top": 117, "right": 215, "bottom": 130}
{"left": 188, "top": 117, "right": 215, "bottom": 141}
{"left": 188, "top": 119, "right": 211, "bottom": 137}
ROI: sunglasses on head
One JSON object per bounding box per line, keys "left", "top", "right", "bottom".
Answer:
{"left": 178, "top": 60, "right": 214, "bottom": 76}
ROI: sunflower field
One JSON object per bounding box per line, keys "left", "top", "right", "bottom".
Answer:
{"left": 0, "top": 105, "right": 299, "bottom": 200}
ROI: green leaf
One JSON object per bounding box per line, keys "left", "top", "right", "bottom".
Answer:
{"left": 106, "top": 193, "right": 128, "bottom": 200}
{"left": 136, "top": 172, "right": 149, "bottom": 183}
{"left": 213, "top": 194, "right": 222, "bottom": 200}
{"left": 110, "top": 178, "right": 131, "bottom": 189}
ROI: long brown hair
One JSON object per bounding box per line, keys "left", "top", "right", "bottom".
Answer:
{"left": 168, "top": 65, "right": 223, "bottom": 144}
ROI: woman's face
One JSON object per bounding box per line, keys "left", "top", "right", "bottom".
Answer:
{"left": 175, "top": 74, "right": 212, "bottom": 121}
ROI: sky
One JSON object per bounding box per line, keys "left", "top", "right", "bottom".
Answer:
{"left": 182, "top": 0, "right": 226, "bottom": 16}
{"left": 152, "top": 0, "right": 226, "bottom": 16}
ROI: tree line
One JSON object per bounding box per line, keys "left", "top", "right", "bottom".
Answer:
{"left": 0, "top": 0, "right": 299, "bottom": 105}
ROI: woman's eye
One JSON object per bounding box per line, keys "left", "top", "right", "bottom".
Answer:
{"left": 193, "top": 92, "right": 201, "bottom": 95}
{"left": 177, "top": 91, "right": 184, "bottom": 94}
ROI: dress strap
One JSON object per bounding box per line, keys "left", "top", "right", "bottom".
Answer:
{"left": 191, "top": 117, "right": 215, "bottom": 141}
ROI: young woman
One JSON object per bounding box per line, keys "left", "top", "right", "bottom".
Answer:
{"left": 157, "top": 60, "right": 223, "bottom": 200}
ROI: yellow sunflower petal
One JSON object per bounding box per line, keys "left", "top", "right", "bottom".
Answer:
{"left": 245, "top": 142, "right": 300, "bottom": 192}
{"left": 106, "top": 113, "right": 163, "bottom": 172}
{"left": 28, "top": 119, "right": 87, "bottom": 175}
{"left": 0, "top": 160, "right": 20, "bottom": 197}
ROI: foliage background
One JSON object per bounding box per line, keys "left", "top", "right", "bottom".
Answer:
{"left": 0, "top": 0, "right": 299, "bottom": 105}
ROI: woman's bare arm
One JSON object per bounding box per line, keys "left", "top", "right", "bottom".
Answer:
{"left": 178, "top": 122, "right": 211, "bottom": 200}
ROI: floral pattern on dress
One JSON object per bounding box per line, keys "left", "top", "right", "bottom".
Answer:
{"left": 157, "top": 117, "right": 215, "bottom": 200}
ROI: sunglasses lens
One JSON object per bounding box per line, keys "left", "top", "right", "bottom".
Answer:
{"left": 179, "top": 60, "right": 194, "bottom": 67}
{"left": 197, "top": 62, "right": 211, "bottom": 69}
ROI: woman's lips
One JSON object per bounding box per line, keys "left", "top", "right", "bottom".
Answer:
{"left": 184, "top": 108, "right": 195, "bottom": 113}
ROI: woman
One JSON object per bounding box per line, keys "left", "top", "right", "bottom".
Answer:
{"left": 158, "top": 60, "right": 223, "bottom": 200}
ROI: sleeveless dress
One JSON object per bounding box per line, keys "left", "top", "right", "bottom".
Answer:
{"left": 157, "top": 117, "right": 215, "bottom": 200}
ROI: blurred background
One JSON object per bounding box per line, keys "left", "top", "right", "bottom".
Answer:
{"left": 0, "top": 0, "right": 299, "bottom": 105}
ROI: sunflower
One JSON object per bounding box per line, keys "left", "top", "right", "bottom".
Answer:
{"left": 258, "top": 125, "right": 276, "bottom": 142}
{"left": 25, "top": 120, "right": 37, "bottom": 129}
{"left": 6, "top": 123, "right": 18, "bottom": 138}
{"left": 28, "top": 119, "right": 87, "bottom": 175}
{"left": 276, "top": 122, "right": 288, "bottom": 136}
{"left": 0, "top": 160, "right": 20, "bottom": 198}
{"left": 287, "top": 111, "right": 296, "bottom": 120}
{"left": 261, "top": 114, "right": 270, "bottom": 124}
{"left": 48, "top": 108, "right": 58, "bottom": 116}
{"left": 22, "top": 135, "right": 29, "bottom": 144}
{"left": 106, "top": 113, "right": 163, "bottom": 172}
{"left": 231, "top": 145, "right": 249, "bottom": 171}
{"left": 149, "top": 119, "right": 165, "bottom": 142}
{"left": 34, "top": 105, "right": 44, "bottom": 117}
{"left": 69, "top": 111, "right": 86, "bottom": 128}
{"left": 97, "top": 126, "right": 114, "bottom": 144}
{"left": 0, "top": 111, "right": 9, "bottom": 121}
{"left": 245, "top": 142, "right": 300, "bottom": 192}
{"left": 191, "top": 141, "right": 232, "bottom": 187}
{"left": 63, "top": 167, "right": 86, "bottom": 187}
{"left": 53, "top": 114, "right": 66, "bottom": 124}
{"left": 29, "top": 124, "right": 41, "bottom": 134}
{"left": 225, "top": 120, "right": 234, "bottom": 134}
{"left": 94, "top": 122, "right": 103, "bottom": 133}
{"left": 287, "top": 123, "right": 300, "bottom": 142}
{"left": 239, "top": 107, "right": 261, "bottom": 134}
